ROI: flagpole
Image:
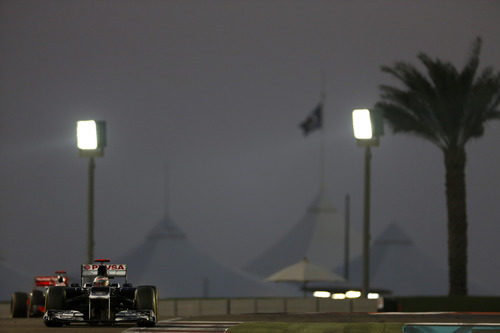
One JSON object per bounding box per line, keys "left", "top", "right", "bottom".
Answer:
{"left": 344, "top": 193, "right": 350, "bottom": 281}
{"left": 319, "top": 75, "right": 326, "bottom": 195}
{"left": 319, "top": 113, "right": 325, "bottom": 195}
{"left": 163, "top": 163, "right": 170, "bottom": 217}
{"left": 298, "top": 74, "right": 327, "bottom": 194}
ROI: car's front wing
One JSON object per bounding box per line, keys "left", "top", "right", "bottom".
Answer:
{"left": 43, "top": 309, "right": 156, "bottom": 325}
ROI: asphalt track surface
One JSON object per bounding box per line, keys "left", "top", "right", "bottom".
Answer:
{"left": 2, "top": 313, "right": 500, "bottom": 333}
{"left": 0, "top": 318, "right": 238, "bottom": 333}
{"left": 187, "top": 312, "right": 500, "bottom": 323}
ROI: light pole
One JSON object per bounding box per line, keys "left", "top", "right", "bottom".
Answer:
{"left": 77, "top": 120, "right": 106, "bottom": 264}
{"left": 352, "top": 109, "right": 379, "bottom": 298}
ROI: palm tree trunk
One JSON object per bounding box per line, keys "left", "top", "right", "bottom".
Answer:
{"left": 444, "top": 146, "right": 468, "bottom": 296}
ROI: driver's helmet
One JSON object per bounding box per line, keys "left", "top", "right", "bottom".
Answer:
{"left": 97, "top": 265, "right": 108, "bottom": 277}
{"left": 93, "top": 275, "right": 109, "bottom": 287}
{"left": 55, "top": 275, "right": 66, "bottom": 286}
{"left": 93, "top": 265, "right": 109, "bottom": 287}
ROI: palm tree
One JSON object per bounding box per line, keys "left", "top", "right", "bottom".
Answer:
{"left": 375, "top": 37, "right": 500, "bottom": 296}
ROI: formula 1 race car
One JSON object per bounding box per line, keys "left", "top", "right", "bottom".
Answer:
{"left": 43, "top": 259, "right": 158, "bottom": 327}
{"left": 11, "top": 271, "right": 68, "bottom": 318}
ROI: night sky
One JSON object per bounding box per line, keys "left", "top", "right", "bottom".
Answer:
{"left": 1, "top": 0, "right": 499, "bottom": 296}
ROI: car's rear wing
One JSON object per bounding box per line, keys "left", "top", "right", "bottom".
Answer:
{"left": 81, "top": 264, "right": 127, "bottom": 285}
{"left": 35, "top": 275, "right": 68, "bottom": 287}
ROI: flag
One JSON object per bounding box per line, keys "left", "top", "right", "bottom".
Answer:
{"left": 299, "top": 103, "right": 323, "bottom": 136}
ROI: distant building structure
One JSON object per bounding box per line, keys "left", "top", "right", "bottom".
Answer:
{"left": 243, "top": 190, "right": 362, "bottom": 281}
{"left": 342, "top": 223, "right": 448, "bottom": 295}
{"left": 118, "top": 215, "right": 296, "bottom": 298}
{"left": 242, "top": 188, "right": 452, "bottom": 296}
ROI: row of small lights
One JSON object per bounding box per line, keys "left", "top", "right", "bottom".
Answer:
{"left": 313, "top": 290, "right": 380, "bottom": 300}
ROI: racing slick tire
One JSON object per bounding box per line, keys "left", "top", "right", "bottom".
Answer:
{"left": 10, "top": 292, "right": 28, "bottom": 318}
{"left": 43, "top": 286, "right": 66, "bottom": 327}
{"left": 135, "top": 286, "right": 158, "bottom": 327}
{"left": 28, "top": 289, "right": 45, "bottom": 317}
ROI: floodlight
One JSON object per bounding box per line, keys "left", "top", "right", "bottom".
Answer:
{"left": 76, "top": 120, "right": 106, "bottom": 157}
{"left": 367, "top": 292, "right": 380, "bottom": 299}
{"left": 351, "top": 107, "right": 382, "bottom": 298}
{"left": 76, "top": 119, "right": 106, "bottom": 264}
{"left": 352, "top": 109, "right": 373, "bottom": 140}
{"left": 77, "top": 120, "right": 98, "bottom": 150}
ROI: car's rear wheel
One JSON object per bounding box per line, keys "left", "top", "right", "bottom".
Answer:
{"left": 11, "top": 292, "right": 28, "bottom": 318}
{"left": 135, "top": 286, "right": 157, "bottom": 326}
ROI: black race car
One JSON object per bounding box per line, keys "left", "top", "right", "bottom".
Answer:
{"left": 43, "top": 259, "right": 157, "bottom": 327}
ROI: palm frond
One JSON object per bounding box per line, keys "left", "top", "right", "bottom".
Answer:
{"left": 461, "top": 70, "right": 500, "bottom": 143}
{"left": 378, "top": 37, "right": 500, "bottom": 150}
{"left": 458, "top": 37, "right": 481, "bottom": 94}
{"left": 375, "top": 101, "right": 446, "bottom": 149}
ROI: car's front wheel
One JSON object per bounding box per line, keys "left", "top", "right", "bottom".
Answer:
{"left": 43, "top": 287, "right": 66, "bottom": 327}
{"left": 28, "top": 289, "right": 45, "bottom": 317}
{"left": 135, "top": 286, "right": 157, "bottom": 327}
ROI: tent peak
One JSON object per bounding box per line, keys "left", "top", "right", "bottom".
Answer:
{"left": 373, "top": 223, "right": 413, "bottom": 246}
{"left": 146, "top": 215, "right": 186, "bottom": 241}
{"left": 307, "top": 190, "right": 338, "bottom": 214}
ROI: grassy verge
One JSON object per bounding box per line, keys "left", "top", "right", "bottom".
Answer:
{"left": 228, "top": 322, "right": 404, "bottom": 333}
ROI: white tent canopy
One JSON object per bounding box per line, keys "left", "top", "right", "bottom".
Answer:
{"left": 266, "top": 258, "right": 345, "bottom": 283}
